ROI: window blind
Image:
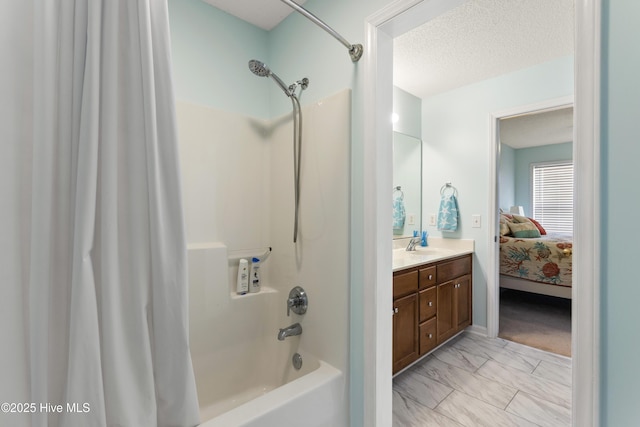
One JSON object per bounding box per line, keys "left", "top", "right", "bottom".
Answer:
{"left": 531, "top": 161, "right": 573, "bottom": 233}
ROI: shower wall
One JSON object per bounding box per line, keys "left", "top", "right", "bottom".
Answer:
{"left": 175, "top": 90, "right": 351, "bottom": 424}
{"left": 169, "top": 2, "right": 350, "bottom": 423}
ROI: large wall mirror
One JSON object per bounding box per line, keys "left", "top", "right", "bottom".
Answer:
{"left": 392, "top": 131, "right": 422, "bottom": 238}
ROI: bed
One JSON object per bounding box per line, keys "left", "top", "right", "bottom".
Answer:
{"left": 499, "top": 214, "right": 573, "bottom": 299}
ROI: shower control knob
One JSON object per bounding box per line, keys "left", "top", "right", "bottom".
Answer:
{"left": 287, "top": 286, "right": 308, "bottom": 316}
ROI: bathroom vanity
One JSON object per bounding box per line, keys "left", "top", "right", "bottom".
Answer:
{"left": 392, "top": 241, "right": 473, "bottom": 374}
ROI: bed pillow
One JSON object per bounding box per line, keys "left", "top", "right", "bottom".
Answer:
{"left": 499, "top": 214, "right": 513, "bottom": 236}
{"left": 511, "top": 214, "right": 531, "bottom": 224}
{"left": 507, "top": 221, "right": 541, "bottom": 238}
{"left": 527, "top": 217, "right": 547, "bottom": 235}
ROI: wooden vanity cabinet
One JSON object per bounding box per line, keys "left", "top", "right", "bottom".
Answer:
{"left": 392, "top": 270, "right": 418, "bottom": 373}
{"left": 393, "top": 254, "right": 472, "bottom": 374}
{"left": 392, "top": 293, "right": 418, "bottom": 373}
{"left": 436, "top": 256, "right": 472, "bottom": 343}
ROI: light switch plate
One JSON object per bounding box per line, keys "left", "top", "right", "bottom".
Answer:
{"left": 429, "top": 214, "right": 436, "bottom": 226}
{"left": 472, "top": 214, "right": 481, "bottom": 228}
{"left": 407, "top": 214, "right": 415, "bottom": 225}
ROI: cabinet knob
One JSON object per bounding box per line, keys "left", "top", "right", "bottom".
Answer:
{"left": 393, "top": 307, "right": 398, "bottom": 314}
{"left": 428, "top": 301, "right": 433, "bottom": 307}
{"left": 428, "top": 274, "right": 433, "bottom": 280}
{"left": 428, "top": 333, "right": 433, "bottom": 339}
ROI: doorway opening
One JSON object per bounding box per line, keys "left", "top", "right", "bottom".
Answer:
{"left": 494, "top": 100, "right": 574, "bottom": 358}
{"left": 363, "top": 0, "right": 600, "bottom": 426}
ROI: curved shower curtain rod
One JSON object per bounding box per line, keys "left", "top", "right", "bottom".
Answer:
{"left": 280, "top": 0, "right": 363, "bottom": 62}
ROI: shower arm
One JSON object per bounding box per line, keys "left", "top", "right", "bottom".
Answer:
{"left": 280, "top": 0, "right": 363, "bottom": 62}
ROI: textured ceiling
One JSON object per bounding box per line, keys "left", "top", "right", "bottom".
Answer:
{"left": 202, "top": 0, "right": 307, "bottom": 31}
{"left": 393, "top": 0, "right": 575, "bottom": 99}
{"left": 500, "top": 107, "right": 574, "bottom": 149}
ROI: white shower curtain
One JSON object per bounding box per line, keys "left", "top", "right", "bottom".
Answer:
{"left": 0, "top": 1, "right": 200, "bottom": 426}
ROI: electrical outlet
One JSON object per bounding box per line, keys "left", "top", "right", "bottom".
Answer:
{"left": 407, "top": 214, "right": 415, "bottom": 225}
{"left": 472, "top": 214, "right": 481, "bottom": 228}
{"left": 429, "top": 214, "right": 436, "bottom": 226}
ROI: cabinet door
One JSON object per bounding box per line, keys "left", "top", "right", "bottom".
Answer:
{"left": 436, "top": 280, "right": 455, "bottom": 344}
{"left": 455, "top": 274, "right": 472, "bottom": 331}
{"left": 393, "top": 293, "right": 418, "bottom": 373}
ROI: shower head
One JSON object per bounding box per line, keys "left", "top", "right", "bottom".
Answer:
{"left": 248, "top": 59, "right": 292, "bottom": 97}
{"left": 248, "top": 59, "right": 269, "bottom": 77}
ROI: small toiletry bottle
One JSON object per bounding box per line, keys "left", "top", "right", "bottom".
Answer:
{"left": 413, "top": 230, "right": 419, "bottom": 238}
{"left": 236, "top": 259, "right": 249, "bottom": 295}
{"left": 421, "top": 230, "right": 428, "bottom": 247}
{"left": 249, "top": 257, "right": 261, "bottom": 293}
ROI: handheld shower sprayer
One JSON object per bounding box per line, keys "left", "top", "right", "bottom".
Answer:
{"left": 248, "top": 59, "right": 297, "bottom": 97}
{"left": 247, "top": 60, "right": 309, "bottom": 243}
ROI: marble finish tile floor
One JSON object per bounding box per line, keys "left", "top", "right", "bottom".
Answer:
{"left": 393, "top": 331, "right": 571, "bottom": 427}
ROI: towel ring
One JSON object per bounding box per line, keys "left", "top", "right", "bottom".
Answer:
{"left": 393, "top": 186, "right": 404, "bottom": 199}
{"left": 440, "top": 183, "right": 458, "bottom": 197}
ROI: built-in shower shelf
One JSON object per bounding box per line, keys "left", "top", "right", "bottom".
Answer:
{"left": 230, "top": 286, "right": 277, "bottom": 300}
{"left": 228, "top": 247, "right": 272, "bottom": 262}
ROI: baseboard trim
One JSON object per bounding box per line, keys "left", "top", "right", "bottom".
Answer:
{"left": 465, "top": 324, "right": 488, "bottom": 337}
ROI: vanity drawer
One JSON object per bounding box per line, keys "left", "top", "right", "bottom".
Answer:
{"left": 419, "top": 286, "right": 437, "bottom": 322}
{"left": 393, "top": 270, "right": 418, "bottom": 299}
{"left": 419, "top": 317, "right": 437, "bottom": 355}
{"left": 419, "top": 266, "right": 436, "bottom": 289}
{"left": 437, "top": 255, "right": 471, "bottom": 283}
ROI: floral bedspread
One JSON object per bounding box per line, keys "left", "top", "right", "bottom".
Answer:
{"left": 499, "top": 233, "right": 573, "bottom": 287}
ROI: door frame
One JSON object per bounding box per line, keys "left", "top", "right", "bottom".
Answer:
{"left": 487, "top": 94, "right": 574, "bottom": 341}
{"left": 362, "top": 0, "right": 601, "bottom": 425}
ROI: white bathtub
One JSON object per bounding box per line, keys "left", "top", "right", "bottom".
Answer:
{"left": 197, "top": 358, "right": 343, "bottom": 427}
{"left": 187, "top": 245, "right": 346, "bottom": 427}
{"left": 194, "top": 336, "right": 344, "bottom": 427}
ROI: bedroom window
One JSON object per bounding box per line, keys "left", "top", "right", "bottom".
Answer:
{"left": 531, "top": 161, "right": 573, "bottom": 233}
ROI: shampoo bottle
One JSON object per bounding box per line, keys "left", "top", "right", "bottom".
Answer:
{"left": 236, "top": 259, "right": 249, "bottom": 295}
{"left": 249, "top": 257, "right": 261, "bottom": 293}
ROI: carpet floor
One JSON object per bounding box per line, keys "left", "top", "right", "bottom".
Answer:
{"left": 499, "top": 288, "right": 572, "bottom": 357}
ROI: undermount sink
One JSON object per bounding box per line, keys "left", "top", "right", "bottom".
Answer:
{"left": 392, "top": 246, "right": 461, "bottom": 270}
{"left": 393, "top": 247, "right": 456, "bottom": 257}
{"left": 392, "top": 238, "right": 474, "bottom": 271}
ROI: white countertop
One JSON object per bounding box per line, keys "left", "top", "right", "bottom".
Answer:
{"left": 392, "top": 237, "right": 474, "bottom": 272}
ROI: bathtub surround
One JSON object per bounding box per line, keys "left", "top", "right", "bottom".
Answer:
{"left": 0, "top": 1, "right": 199, "bottom": 426}
{"left": 178, "top": 90, "right": 351, "bottom": 424}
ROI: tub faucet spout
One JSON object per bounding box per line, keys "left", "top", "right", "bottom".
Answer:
{"left": 278, "top": 323, "right": 302, "bottom": 341}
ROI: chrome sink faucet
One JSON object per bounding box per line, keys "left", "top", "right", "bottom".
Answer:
{"left": 406, "top": 237, "right": 420, "bottom": 251}
{"left": 278, "top": 323, "right": 302, "bottom": 341}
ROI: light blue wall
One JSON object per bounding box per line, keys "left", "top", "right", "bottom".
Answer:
{"left": 168, "top": 0, "right": 270, "bottom": 119}
{"left": 601, "top": 1, "right": 640, "bottom": 425}
{"left": 513, "top": 142, "right": 573, "bottom": 216}
{"left": 422, "top": 55, "right": 574, "bottom": 329}
{"left": 393, "top": 86, "right": 422, "bottom": 138}
{"left": 499, "top": 144, "right": 515, "bottom": 211}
